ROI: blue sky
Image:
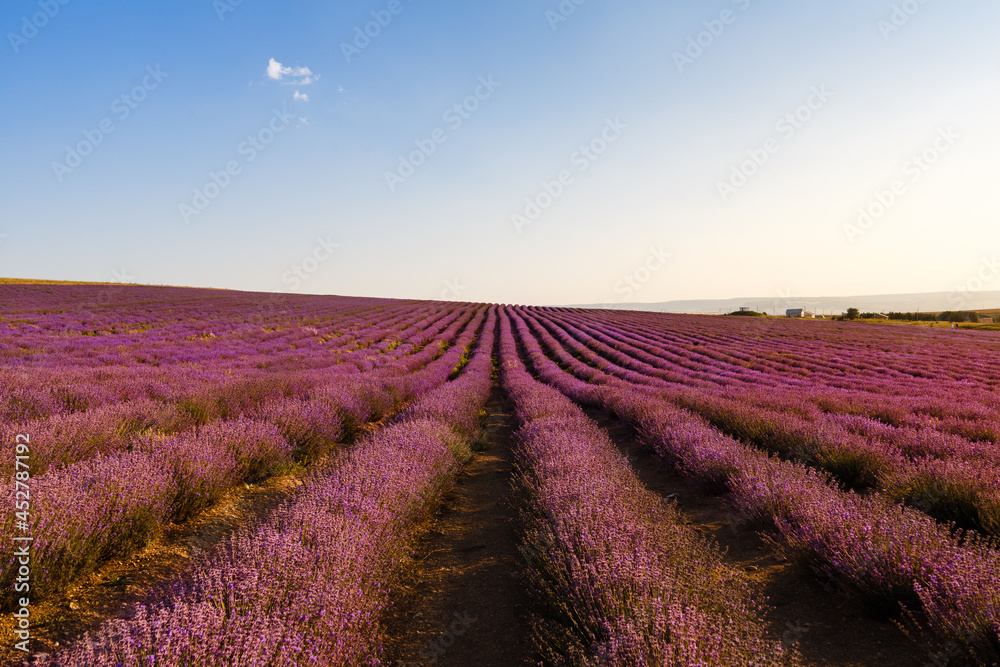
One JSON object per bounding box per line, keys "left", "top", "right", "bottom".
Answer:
{"left": 1, "top": 0, "right": 998, "bottom": 306}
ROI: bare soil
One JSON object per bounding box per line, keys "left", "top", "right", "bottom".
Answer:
{"left": 584, "top": 405, "right": 946, "bottom": 667}
{"left": 5, "top": 392, "right": 955, "bottom": 667}
{"left": 384, "top": 390, "right": 535, "bottom": 667}
{"left": 0, "top": 418, "right": 400, "bottom": 666}
{"left": 1, "top": 471, "right": 307, "bottom": 666}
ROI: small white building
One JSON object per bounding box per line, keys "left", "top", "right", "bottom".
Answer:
{"left": 786, "top": 308, "right": 815, "bottom": 318}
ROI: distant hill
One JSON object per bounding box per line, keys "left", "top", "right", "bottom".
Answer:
{"left": 571, "top": 292, "right": 1000, "bottom": 316}
{"left": 0, "top": 277, "right": 133, "bottom": 286}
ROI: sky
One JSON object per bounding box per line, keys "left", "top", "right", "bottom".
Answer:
{"left": 1, "top": 0, "right": 998, "bottom": 306}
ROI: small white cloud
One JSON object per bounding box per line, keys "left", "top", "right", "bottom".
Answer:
{"left": 293, "top": 90, "right": 309, "bottom": 102}
{"left": 266, "top": 58, "right": 318, "bottom": 85}
{"left": 337, "top": 85, "right": 344, "bottom": 93}
{"left": 266, "top": 58, "right": 284, "bottom": 80}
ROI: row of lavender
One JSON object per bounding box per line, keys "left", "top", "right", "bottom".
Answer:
{"left": 542, "top": 306, "right": 999, "bottom": 451}
{"left": 1, "top": 299, "right": 490, "bottom": 610}
{"left": 0, "top": 299, "right": 481, "bottom": 477}
{"left": 574, "top": 308, "right": 1000, "bottom": 536}
{"left": 549, "top": 308, "right": 1000, "bottom": 421}
{"left": 588, "top": 308, "right": 1000, "bottom": 394}
{"left": 497, "top": 309, "right": 792, "bottom": 665}
{"left": 0, "top": 290, "right": 467, "bottom": 425}
{"left": 513, "top": 307, "right": 1000, "bottom": 662}
{"left": 35, "top": 308, "right": 497, "bottom": 666}
{"left": 522, "top": 308, "right": 1000, "bottom": 538}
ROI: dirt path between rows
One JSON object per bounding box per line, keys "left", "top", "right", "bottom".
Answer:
{"left": 584, "top": 406, "right": 941, "bottom": 667}
{"left": 384, "top": 389, "right": 535, "bottom": 667}
{"left": 2, "top": 469, "right": 310, "bottom": 667}
{"left": 2, "top": 414, "right": 407, "bottom": 667}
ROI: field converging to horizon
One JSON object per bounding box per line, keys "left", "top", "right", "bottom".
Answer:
{"left": 5, "top": 1, "right": 1000, "bottom": 664}
{"left": 1, "top": 283, "right": 998, "bottom": 666}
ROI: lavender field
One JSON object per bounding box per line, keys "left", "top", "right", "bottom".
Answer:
{"left": 3, "top": 283, "right": 999, "bottom": 666}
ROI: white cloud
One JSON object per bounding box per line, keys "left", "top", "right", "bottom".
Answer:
{"left": 293, "top": 90, "right": 309, "bottom": 102}
{"left": 266, "top": 58, "right": 317, "bottom": 85}
{"left": 266, "top": 58, "right": 283, "bottom": 80}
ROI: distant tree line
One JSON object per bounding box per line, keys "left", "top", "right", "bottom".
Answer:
{"left": 886, "top": 311, "right": 981, "bottom": 323}
{"left": 838, "top": 309, "right": 985, "bottom": 323}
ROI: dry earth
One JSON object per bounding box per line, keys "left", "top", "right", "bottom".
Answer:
{"left": 384, "top": 390, "right": 536, "bottom": 666}
{"left": 1, "top": 469, "right": 309, "bottom": 666}
{"left": 586, "top": 406, "right": 949, "bottom": 667}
